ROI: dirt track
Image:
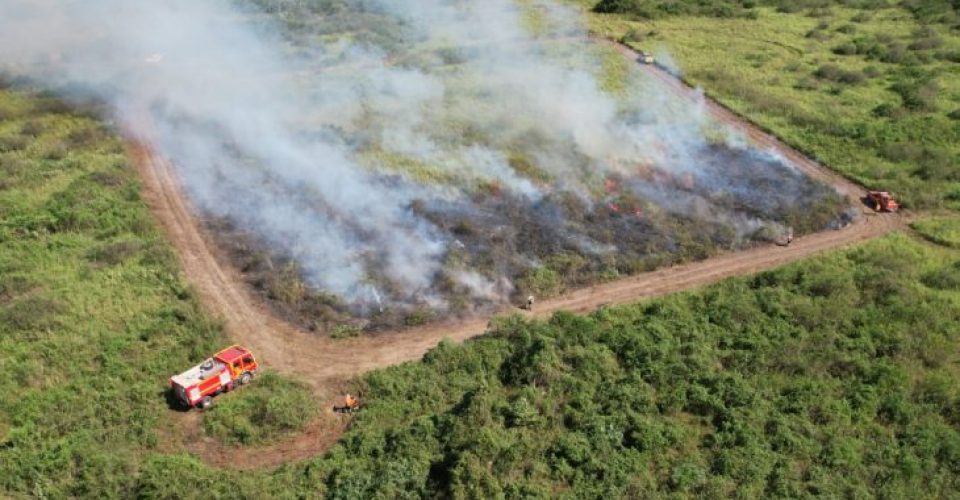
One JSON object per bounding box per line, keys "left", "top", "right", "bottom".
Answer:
{"left": 134, "top": 39, "right": 903, "bottom": 469}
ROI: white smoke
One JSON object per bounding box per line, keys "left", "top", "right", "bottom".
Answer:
{"left": 0, "top": 0, "right": 455, "bottom": 303}
{"left": 0, "top": 0, "right": 838, "bottom": 311}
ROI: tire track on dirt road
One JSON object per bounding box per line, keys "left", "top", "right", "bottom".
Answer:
{"left": 132, "top": 38, "right": 903, "bottom": 470}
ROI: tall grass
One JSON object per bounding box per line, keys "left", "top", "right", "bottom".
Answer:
{"left": 0, "top": 87, "right": 288, "bottom": 496}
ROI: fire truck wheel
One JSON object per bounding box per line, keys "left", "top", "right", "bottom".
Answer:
{"left": 199, "top": 396, "right": 213, "bottom": 410}
{"left": 239, "top": 372, "right": 252, "bottom": 385}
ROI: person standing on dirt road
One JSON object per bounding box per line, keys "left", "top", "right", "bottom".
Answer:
{"left": 526, "top": 295, "right": 535, "bottom": 311}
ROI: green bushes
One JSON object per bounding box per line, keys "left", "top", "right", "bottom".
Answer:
{"left": 0, "top": 296, "right": 66, "bottom": 334}
{"left": 259, "top": 233, "right": 960, "bottom": 497}
{"left": 86, "top": 239, "right": 144, "bottom": 267}
{"left": 909, "top": 36, "right": 945, "bottom": 50}
{"left": 330, "top": 323, "right": 362, "bottom": 339}
{"left": 902, "top": 0, "right": 960, "bottom": 23}
{"left": 912, "top": 216, "right": 960, "bottom": 248}
{"left": 814, "top": 64, "right": 867, "bottom": 84}
{"left": 892, "top": 78, "right": 940, "bottom": 112}
{"left": 0, "top": 87, "right": 231, "bottom": 497}
{"left": 403, "top": 307, "right": 434, "bottom": 326}
{"left": 201, "top": 372, "right": 317, "bottom": 446}
{"left": 938, "top": 50, "right": 960, "bottom": 62}
{"left": 922, "top": 264, "right": 960, "bottom": 291}
{"left": 593, "top": 0, "right": 757, "bottom": 19}
{"left": 517, "top": 266, "right": 563, "bottom": 298}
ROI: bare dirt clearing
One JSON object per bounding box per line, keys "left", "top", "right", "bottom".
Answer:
{"left": 133, "top": 38, "right": 903, "bottom": 469}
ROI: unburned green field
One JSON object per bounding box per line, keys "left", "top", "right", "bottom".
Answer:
{"left": 0, "top": 87, "right": 224, "bottom": 495}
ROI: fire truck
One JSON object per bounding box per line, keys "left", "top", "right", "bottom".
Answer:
{"left": 170, "top": 345, "right": 259, "bottom": 409}
{"left": 866, "top": 191, "right": 899, "bottom": 212}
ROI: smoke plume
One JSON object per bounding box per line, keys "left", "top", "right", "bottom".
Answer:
{"left": 0, "top": 0, "right": 845, "bottom": 314}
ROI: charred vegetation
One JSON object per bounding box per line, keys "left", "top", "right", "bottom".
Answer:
{"left": 204, "top": 140, "right": 849, "bottom": 333}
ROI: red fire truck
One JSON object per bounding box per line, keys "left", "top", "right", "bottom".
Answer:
{"left": 170, "top": 345, "right": 259, "bottom": 409}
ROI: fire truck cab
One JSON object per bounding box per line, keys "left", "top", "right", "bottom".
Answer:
{"left": 866, "top": 191, "right": 899, "bottom": 212}
{"left": 170, "top": 345, "right": 259, "bottom": 409}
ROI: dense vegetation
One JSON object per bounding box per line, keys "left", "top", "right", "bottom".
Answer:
{"left": 202, "top": 373, "right": 318, "bottom": 446}
{"left": 912, "top": 216, "right": 960, "bottom": 248}
{"left": 594, "top": 0, "right": 759, "bottom": 19}
{"left": 134, "top": 233, "right": 960, "bottom": 498}
{"left": 0, "top": 85, "right": 335, "bottom": 497}
{"left": 595, "top": 0, "right": 960, "bottom": 23}
{"left": 581, "top": 0, "right": 960, "bottom": 210}
{"left": 0, "top": 86, "right": 229, "bottom": 496}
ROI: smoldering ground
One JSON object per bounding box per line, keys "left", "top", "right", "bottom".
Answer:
{"left": 0, "top": 0, "right": 848, "bottom": 326}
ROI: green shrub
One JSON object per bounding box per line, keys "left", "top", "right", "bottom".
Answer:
{"left": 19, "top": 120, "right": 44, "bottom": 137}
{"left": 86, "top": 240, "right": 144, "bottom": 267}
{"left": 912, "top": 217, "right": 960, "bottom": 248}
{"left": 0, "top": 296, "right": 66, "bottom": 333}
{"left": 669, "top": 461, "right": 707, "bottom": 491}
{"left": 879, "top": 43, "right": 913, "bottom": 64}
{"left": 921, "top": 265, "right": 960, "bottom": 290}
{"left": 936, "top": 50, "right": 960, "bottom": 62}
{"left": 593, "top": 0, "right": 650, "bottom": 16}
{"left": 202, "top": 372, "right": 317, "bottom": 446}
{"left": 593, "top": 0, "right": 755, "bottom": 19}
{"left": 517, "top": 266, "right": 563, "bottom": 298}
{"left": 330, "top": 323, "right": 362, "bottom": 339}
{"left": 892, "top": 79, "right": 940, "bottom": 111}
{"left": 913, "top": 150, "right": 958, "bottom": 181}
{"left": 909, "top": 36, "right": 944, "bottom": 50}
{"left": 881, "top": 141, "right": 924, "bottom": 162}
{"left": 807, "top": 29, "right": 832, "bottom": 41}
{"left": 833, "top": 43, "right": 859, "bottom": 55}
{"left": 404, "top": 308, "right": 434, "bottom": 327}
{"left": 0, "top": 134, "right": 27, "bottom": 153}
{"left": 814, "top": 64, "right": 866, "bottom": 85}
{"left": 903, "top": 0, "right": 960, "bottom": 24}
{"left": 0, "top": 274, "right": 35, "bottom": 301}
{"left": 836, "top": 24, "right": 857, "bottom": 34}
{"left": 872, "top": 103, "right": 906, "bottom": 119}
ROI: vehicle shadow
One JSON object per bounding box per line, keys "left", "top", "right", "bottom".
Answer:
{"left": 163, "top": 388, "right": 191, "bottom": 412}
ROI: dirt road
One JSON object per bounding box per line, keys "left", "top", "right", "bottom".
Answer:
{"left": 133, "top": 39, "right": 902, "bottom": 469}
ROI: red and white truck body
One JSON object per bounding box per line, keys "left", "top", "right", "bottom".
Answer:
{"left": 170, "top": 345, "right": 259, "bottom": 409}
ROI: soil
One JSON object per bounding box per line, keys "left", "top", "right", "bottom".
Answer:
{"left": 131, "top": 38, "right": 903, "bottom": 470}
